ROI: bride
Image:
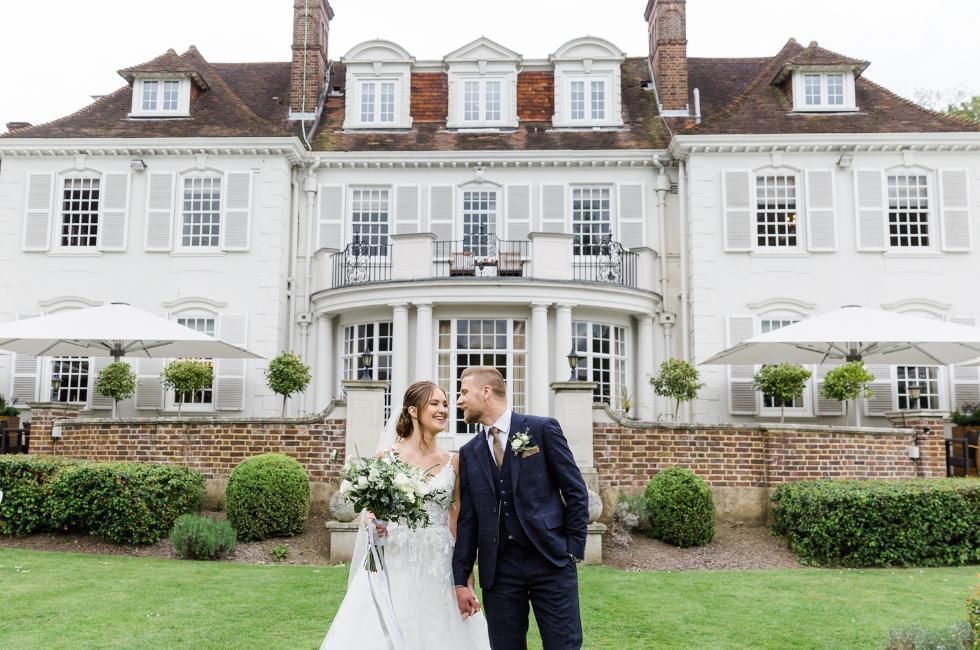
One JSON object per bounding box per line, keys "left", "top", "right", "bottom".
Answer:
{"left": 321, "top": 381, "right": 491, "bottom": 649}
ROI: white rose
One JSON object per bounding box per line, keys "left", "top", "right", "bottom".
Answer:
{"left": 393, "top": 473, "right": 410, "bottom": 488}
{"left": 357, "top": 476, "right": 369, "bottom": 489}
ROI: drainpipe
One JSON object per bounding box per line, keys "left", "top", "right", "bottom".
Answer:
{"left": 653, "top": 157, "right": 671, "bottom": 351}
{"left": 286, "top": 170, "right": 301, "bottom": 354}
{"left": 296, "top": 164, "right": 319, "bottom": 414}
{"left": 678, "top": 158, "right": 691, "bottom": 421}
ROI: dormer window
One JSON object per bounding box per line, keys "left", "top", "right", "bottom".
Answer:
{"left": 130, "top": 77, "right": 191, "bottom": 117}
{"left": 359, "top": 80, "right": 397, "bottom": 124}
{"left": 445, "top": 38, "right": 521, "bottom": 130}
{"left": 550, "top": 37, "right": 625, "bottom": 128}
{"left": 342, "top": 40, "right": 414, "bottom": 130}
{"left": 462, "top": 78, "right": 504, "bottom": 123}
{"left": 790, "top": 70, "right": 857, "bottom": 112}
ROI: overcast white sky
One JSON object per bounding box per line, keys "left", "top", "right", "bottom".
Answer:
{"left": 2, "top": 0, "right": 978, "bottom": 130}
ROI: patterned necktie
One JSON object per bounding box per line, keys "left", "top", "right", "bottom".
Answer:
{"left": 487, "top": 426, "right": 504, "bottom": 469}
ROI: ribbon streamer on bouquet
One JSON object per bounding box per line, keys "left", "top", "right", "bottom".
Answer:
{"left": 365, "top": 520, "right": 406, "bottom": 650}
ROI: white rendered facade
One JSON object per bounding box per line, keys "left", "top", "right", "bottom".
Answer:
{"left": 675, "top": 133, "right": 980, "bottom": 424}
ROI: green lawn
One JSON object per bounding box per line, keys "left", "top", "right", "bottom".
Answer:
{"left": 0, "top": 548, "right": 976, "bottom": 649}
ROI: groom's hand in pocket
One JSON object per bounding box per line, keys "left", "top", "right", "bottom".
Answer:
{"left": 454, "top": 586, "right": 480, "bottom": 619}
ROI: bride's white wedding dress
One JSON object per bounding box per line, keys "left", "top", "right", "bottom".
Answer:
{"left": 321, "top": 460, "right": 490, "bottom": 649}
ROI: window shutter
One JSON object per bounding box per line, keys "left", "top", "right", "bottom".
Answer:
{"left": 814, "top": 364, "right": 845, "bottom": 415}
{"left": 215, "top": 313, "right": 247, "bottom": 411}
{"left": 222, "top": 171, "right": 253, "bottom": 251}
{"left": 722, "top": 170, "right": 752, "bottom": 252}
{"left": 805, "top": 170, "right": 836, "bottom": 252}
{"left": 135, "top": 358, "right": 165, "bottom": 410}
{"left": 618, "top": 184, "right": 644, "bottom": 250}
{"left": 145, "top": 171, "right": 175, "bottom": 251}
{"left": 9, "top": 313, "right": 40, "bottom": 402}
{"left": 541, "top": 184, "right": 565, "bottom": 233}
{"left": 950, "top": 316, "right": 979, "bottom": 410}
{"left": 89, "top": 357, "right": 116, "bottom": 410}
{"left": 317, "top": 185, "right": 344, "bottom": 250}
{"left": 939, "top": 169, "right": 971, "bottom": 252}
{"left": 23, "top": 173, "right": 54, "bottom": 251}
{"left": 726, "top": 315, "right": 758, "bottom": 415}
{"left": 395, "top": 185, "right": 420, "bottom": 234}
{"left": 99, "top": 172, "right": 130, "bottom": 252}
{"left": 429, "top": 186, "right": 454, "bottom": 242}
{"left": 864, "top": 364, "right": 895, "bottom": 416}
{"left": 854, "top": 169, "right": 886, "bottom": 251}
{"left": 506, "top": 185, "right": 531, "bottom": 240}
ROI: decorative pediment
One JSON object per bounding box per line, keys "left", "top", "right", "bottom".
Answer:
{"left": 342, "top": 40, "right": 414, "bottom": 64}
{"left": 550, "top": 36, "right": 625, "bottom": 63}
{"left": 444, "top": 37, "right": 521, "bottom": 64}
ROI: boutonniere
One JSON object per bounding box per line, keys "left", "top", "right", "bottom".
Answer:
{"left": 510, "top": 429, "right": 533, "bottom": 455}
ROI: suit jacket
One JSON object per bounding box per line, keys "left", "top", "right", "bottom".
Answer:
{"left": 452, "top": 412, "right": 589, "bottom": 590}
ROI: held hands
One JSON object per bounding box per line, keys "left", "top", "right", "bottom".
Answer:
{"left": 454, "top": 583, "right": 480, "bottom": 619}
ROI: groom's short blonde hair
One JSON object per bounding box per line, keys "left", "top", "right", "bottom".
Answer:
{"left": 460, "top": 366, "right": 506, "bottom": 398}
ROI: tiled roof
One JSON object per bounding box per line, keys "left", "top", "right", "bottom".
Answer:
{"left": 311, "top": 58, "right": 670, "bottom": 151}
{"left": 117, "top": 48, "right": 209, "bottom": 89}
{"left": 4, "top": 48, "right": 292, "bottom": 139}
{"left": 683, "top": 39, "right": 979, "bottom": 135}
{"left": 5, "top": 39, "right": 976, "bottom": 144}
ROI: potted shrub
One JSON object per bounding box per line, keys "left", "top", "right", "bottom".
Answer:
{"left": 264, "top": 352, "right": 312, "bottom": 417}
{"left": 649, "top": 358, "right": 705, "bottom": 421}
{"left": 0, "top": 394, "right": 20, "bottom": 429}
{"left": 821, "top": 361, "right": 875, "bottom": 425}
{"left": 94, "top": 361, "right": 137, "bottom": 418}
{"left": 752, "top": 363, "right": 812, "bottom": 423}
{"left": 161, "top": 360, "right": 214, "bottom": 417}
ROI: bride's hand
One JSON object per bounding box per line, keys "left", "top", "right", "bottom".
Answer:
{"left": 363, "top": 511, "right": 388, "bottom": 537}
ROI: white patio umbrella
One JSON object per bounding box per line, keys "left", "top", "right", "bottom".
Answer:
{"left": 0, "top": 303, "right": 262, "bottom": 361}
{"left": 702, "top": 305, "right": 980, "bottom": 367}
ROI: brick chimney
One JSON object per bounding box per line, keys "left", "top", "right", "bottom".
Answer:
{"left": 289, "top": 0, "right": 334, "bottom": 119}
{"left": 644, "top": 0, "right": 689, "bottom": 114}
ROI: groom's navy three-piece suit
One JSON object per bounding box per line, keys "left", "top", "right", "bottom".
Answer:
{"left": 452, "top": 411, "right": 589, "bottom": 650}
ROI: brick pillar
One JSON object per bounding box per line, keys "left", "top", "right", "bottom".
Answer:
{"left": 885, "top": 410, "right": 948, "bottom": 478}
{"left": 289, "top": 0, "right": 334, "bottom": 118}
{"left": 644, "top": 0, "right": 689, "bottom": 113}
{"left": 24, "top": 402, "right": 82, "bottom": 456}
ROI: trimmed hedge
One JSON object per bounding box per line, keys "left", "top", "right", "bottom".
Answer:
{"left": 0, "top": 456, "right": 80, "bottom": 535}
{"left": 969, "top": 586, "right": 979, "bottom": 650}
{"left": 48, "top": 462, "right": 205, "bottom": 545}
{"left": 771, "top": 479, "right": 980, "bottom": 567}
{"left": 171, "top": 514, "right": 237, "bottom": 560}
{"left": 226, "top": 454, "right": 309, "bottom": 541}
{"left": 644, "top": 467, "right": 715, "bottom": 547}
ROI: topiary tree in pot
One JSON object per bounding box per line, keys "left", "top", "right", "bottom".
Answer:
{"left": 94, "top": 361, "right": 137, "bottom": 418}
{"left": 649, "top": 358, "right": 704, "bottom": 421}
{"left": 264, "top": 352, "right": 312, "bottom": 418}
{"left": 752, "top": 363, "right": 813, "bottom": 423}
{"left": 161, "top": 360, "right": 213, "bottom": 417}
{"left": 821, "top": 361, "right": 875, "bottom": 425}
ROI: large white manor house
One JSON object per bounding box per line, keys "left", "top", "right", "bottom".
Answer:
{"left": 2, "top": 0, "right": 978, "bottom": 443}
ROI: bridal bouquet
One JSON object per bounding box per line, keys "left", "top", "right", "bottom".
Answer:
{"left": 340, "top": 450, "right": 446, "bottom": 571}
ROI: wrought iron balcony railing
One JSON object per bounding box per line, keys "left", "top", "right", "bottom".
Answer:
{"left": 571, "top": 239, "right": 638, "bottom": 287}
{"left": 331, "top": 240, "right": 392, "bottom": 288}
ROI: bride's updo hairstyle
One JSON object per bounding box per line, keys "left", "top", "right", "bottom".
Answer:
{"left": 395, "top": 381, "right": 443, "bottom": 440}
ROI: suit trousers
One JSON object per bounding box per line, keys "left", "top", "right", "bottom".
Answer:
{"left": 482, "top": 538, "right": 582, "bottom": 650}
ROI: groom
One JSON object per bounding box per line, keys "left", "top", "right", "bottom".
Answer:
{"left": 452, "top": 365, "right": 588, "bottom": 649}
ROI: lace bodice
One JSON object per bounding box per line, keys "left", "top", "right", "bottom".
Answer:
{"left": 383, "top": 458, "right": 457, "bottom": 579}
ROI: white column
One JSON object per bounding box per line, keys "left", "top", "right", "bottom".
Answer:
{"left": 636, "top": 314, "right": 655, "bottom": 421}
{"left": 530, "top": 303, "right": 550, "bottom": 415}
{"left": 315, "top": 313, "right": 334, "bottom": 411}
{"left": 415, "top": 302, "right": 433, "bottom": 382}
{"left": 554, "top": 304, "right": 573, "bottom": 383}
{"left": 390, "top": 303, "right": 410, "bottom": 416}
